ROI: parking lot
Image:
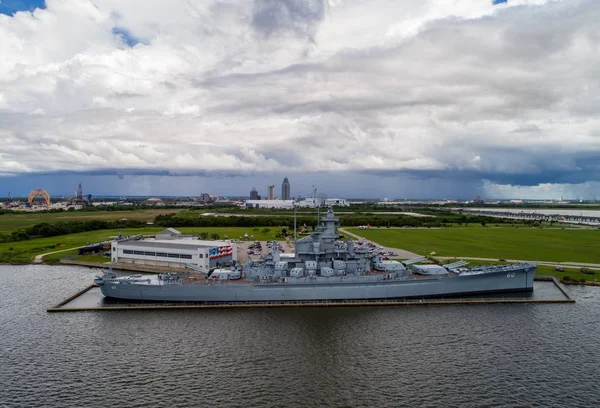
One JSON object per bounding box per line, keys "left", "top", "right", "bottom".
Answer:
{"left": 235, "top": 240, "right": 295, "bottom": 264}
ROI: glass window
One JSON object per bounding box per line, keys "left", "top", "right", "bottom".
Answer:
{"left": 180, "top": 254, "right": 192, "bottom": 259}
{"left": 144, "top": 252, "right": 156, "bottom": 256}
{"left": 156, "top": 253, "right": 167, "bottom": 257}
{"left": 123, "top": 249, "right": 133, "bottom": 254}
{"left": 199, "top": 254, "right": 203, "bottom": 258}
{"left": 133, "top": 251, "right": 144, "bottom": 255}
{"left": 167, "top": 253, "right": 179, "bottom": 258}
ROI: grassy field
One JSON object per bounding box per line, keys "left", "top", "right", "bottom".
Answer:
{"left": 0, "top": 226, "right": 284, "bottom": 263}
{"left": 0, "top": 209, "right": 182, "bottom": 233}
{"left": 349, "top": 227, "right": 600, "bottom": 264}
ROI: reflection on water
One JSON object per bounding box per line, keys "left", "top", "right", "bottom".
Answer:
{"left": 1, "top": 265, "right": 599, "bottom": 408}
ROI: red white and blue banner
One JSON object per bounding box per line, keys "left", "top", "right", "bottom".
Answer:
{"left": 209, "top": 246, "right": 233, "bottom": 260}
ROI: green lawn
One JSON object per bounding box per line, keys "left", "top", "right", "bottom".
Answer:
{"left": 0, "top": 209, "right": 182, "bottom": 233}
{"left": 0, "top": 226, "right": 284, "bottom": 263}
{"left": 349, "top": 227, "right": 600, "bottom": 264}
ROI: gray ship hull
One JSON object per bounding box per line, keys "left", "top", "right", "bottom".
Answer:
{"left": 98, "top": 265, "right": 535, "bottom": 303}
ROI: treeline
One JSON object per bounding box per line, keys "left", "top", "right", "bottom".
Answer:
{"left": 155, "top": 212, "right": 514, "bottom": 229}
{"left": 1, "top": 211, "right": 529, "bottom": 245}
{"left": 0, "top": 219, "right": 147, "bottom": 243}
{"left": 154, "top": 213, "right": 314, "bottom": 228}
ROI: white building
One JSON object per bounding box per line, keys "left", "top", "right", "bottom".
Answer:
{"left": 245, "top": 199, "right": 295, "bottom": 209}
{"left": 296, "top": 198, "right": 350, "bottom": 208}
{"left": 244, "top": 198, "right": 349, "bottom": 209}
{"left": 111, "top": 238, "right": 237, "bottom": 270}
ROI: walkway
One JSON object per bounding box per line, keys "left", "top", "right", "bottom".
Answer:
{"left": 33, "top": 246, "right": 84, "bottom": 264}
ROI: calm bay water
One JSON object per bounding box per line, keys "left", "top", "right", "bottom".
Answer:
{"left": 1, "top": 265, "right": 599, "bottom": 408}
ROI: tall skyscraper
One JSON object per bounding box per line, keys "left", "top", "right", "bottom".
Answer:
{"left": 281, "top": 177, "right": 291, "bottom": 200}
{"left": 250, "top": 186, "right": 259, "bottom": 200}
{"left": 267, "top": 185, "right": 275, "bottom": 200}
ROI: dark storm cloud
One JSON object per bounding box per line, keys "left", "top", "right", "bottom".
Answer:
{"left": 251, "top": 0, "right": 325, "bottom": 41}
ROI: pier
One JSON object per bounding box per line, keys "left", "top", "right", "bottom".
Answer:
{"left": 47, "top": 277, "right": 574, "bottom": 312}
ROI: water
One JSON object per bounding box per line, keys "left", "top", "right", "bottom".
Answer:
{"left": 1, "top": 265, "right": 599, "bottom": 408}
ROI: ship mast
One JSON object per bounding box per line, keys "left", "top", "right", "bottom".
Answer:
{"left": 313, "top": 185, "right": 320, "bottom": 226}
{"left": 293, "top": 201, "right": 297, "bottom": 247}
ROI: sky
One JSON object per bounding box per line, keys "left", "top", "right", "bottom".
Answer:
{"left": 1, "top": 0, "right": 599, "bottom": 199}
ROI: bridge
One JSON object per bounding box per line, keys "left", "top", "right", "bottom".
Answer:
{"left": 448, "top": 209, "right": 600, "bottom": 225}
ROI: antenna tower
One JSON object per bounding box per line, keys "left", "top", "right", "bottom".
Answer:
{"left": 313, "top": 185, "right": 320, "bottom": 225}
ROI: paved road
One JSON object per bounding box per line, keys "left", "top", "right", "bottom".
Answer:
{"left": 33, "top": 246, "right": 84, "bottom": 264}
{"left": 339, "top": 228, "right": 420, "bottom": 259}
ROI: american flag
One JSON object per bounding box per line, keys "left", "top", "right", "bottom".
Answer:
{"left": 209, "top": 246, "right": 233, "bottom": 260}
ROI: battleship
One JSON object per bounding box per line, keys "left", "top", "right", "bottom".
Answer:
{"left": 94, "top": 207, "right": 536, "bottom": 302}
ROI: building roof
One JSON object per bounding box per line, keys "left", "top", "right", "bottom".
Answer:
{"left": 157, "top": 228, "right": 182, "bottom": 235}
{"left": 117, "top": 239, "right": 232, "bottom": 250}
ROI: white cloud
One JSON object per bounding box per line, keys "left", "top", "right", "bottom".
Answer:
{"left": 0, "top": 0, "right": 599, "bottom": 197}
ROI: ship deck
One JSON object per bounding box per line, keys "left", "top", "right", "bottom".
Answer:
{"left": 48, "top": 277, "right": 574, "bottom": 312}
{"left": 112, "top": 270, "right": 455, "bottom": 286}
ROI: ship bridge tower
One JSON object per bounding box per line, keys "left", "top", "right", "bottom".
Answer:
{"left": 320, "top": 207, "right": 340, "bottom": 237}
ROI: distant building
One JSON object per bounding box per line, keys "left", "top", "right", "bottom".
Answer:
{"left": 267, "top": 185, "right": 275, "bottom": 200}
{"left": 296, "top": 198, "right": 350, "bottom": 208}
{"left": 197, "top": 192, "right": 214, "bottom": 204}
{"left": 281, "top": 177, "right": 291, "bottom": 200}
{"left": 250, "top": 186, "right": 259, "bottom": 200}
{"left": 244, "top": 198, "right": 349, "bottom": 209}
{"left": 146, "top": 197, "right": 165, "bottom": 206}
{"left": 245, "top": 199, "right": 295, "bottom": 209}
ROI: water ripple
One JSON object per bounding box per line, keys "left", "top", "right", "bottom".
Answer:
{"left": 1, "top": 265, "right": 599, "bottom": 408}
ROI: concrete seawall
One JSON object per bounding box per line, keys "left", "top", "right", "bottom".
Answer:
{"left": 47, "top": 277, "right": 574, "bottom": 313}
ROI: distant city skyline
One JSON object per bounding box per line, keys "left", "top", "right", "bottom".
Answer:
{"left": 1, "top": 173, "right": 598, "bottom": 201}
